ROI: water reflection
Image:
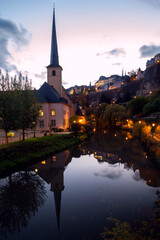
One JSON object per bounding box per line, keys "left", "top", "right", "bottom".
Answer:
{"left": 81, "top": 131, "right": 160, "bottom": 187}
{"left": 0, "top": 171, "right": 46, "bottom": 237}
{"left": 0, "top": 131, "right": 160, "bottom": 239}
{"left": 27, "top": 150, "right": 72, "bottom": 231}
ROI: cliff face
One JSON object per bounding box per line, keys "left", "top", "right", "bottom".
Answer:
{"left": 137, "top": 63, "right": 160, "bottom": 96}
{"left": 87, "top": 80, "right": 142, "bottom": 105}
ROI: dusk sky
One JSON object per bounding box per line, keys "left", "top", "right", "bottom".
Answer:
{"left": 1, "top": 0, "right": 160, "bottom": 88}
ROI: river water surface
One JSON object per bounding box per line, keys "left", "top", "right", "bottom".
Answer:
{"left": 0, "top": 131, "right": 160, "bottom": 240}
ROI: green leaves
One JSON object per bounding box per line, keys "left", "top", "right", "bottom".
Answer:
{"left": 0, "top": 71, "right": 40, "bottom": 143}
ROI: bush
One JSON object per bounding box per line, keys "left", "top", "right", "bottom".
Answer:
{"left": 83, "top": 124, "right": 93, "bottom": 133}
{"left": 141, "top": 125, "right": 151, "bottom": 140}
{"left": 128, "top": 96, "right": 149, "bottom": 116}
{"left": 71, "top": 123, "right": 81, "bottom": 137}
{"left": 132, "top": 121, "right": 146, "bottom": 139}
{"left": 55, "top": 128, "right": 64, "bottom": 132}
{"left": 155, "top": 125, "right": 160, "bottom": 135}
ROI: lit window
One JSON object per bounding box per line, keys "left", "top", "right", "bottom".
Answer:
{"left": 39, "top": 110, "right": 44, "bottom": 117}
{"left": 51, "top": 109, "right": 56, "bottom": 116}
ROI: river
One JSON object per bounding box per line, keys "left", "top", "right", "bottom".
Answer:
{"left": 0, "top": 131, "right": 160, "bottom": 240}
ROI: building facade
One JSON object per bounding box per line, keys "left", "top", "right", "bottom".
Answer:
{"left": 146, "top": 53, "right": 160, "bottom": 68}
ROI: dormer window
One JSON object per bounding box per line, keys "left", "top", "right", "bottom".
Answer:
{"left": 52, "top": 70, "right": 56, "bottom": 76}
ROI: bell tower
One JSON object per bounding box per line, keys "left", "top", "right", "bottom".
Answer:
{"left": 47, "top": 6, "right": 62, "bottom": 96}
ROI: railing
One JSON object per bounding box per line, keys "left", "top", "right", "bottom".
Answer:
{"left": 0, "top": 131, "right": 44, "bottom": 145}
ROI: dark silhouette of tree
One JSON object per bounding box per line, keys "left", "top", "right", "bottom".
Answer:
{"left": 128, "top": 96, "right": 149, "bottom": 116}
{"left": 99, "top": 92, "right": 111, "bottom": 104}
{"left": 0, "top": 171, "right": 46, "bottom": 237}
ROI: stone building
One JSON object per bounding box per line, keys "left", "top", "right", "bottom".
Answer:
{"left": 36, "top": 7, "right": 75, "bottom": 132}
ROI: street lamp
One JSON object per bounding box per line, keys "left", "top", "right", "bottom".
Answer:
{"left": 33, "top": 122, "right": 36, "bottom": 138}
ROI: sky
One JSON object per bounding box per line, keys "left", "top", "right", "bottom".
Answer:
{"left": 1, "top": 0, "right": 160, "bottom": 89}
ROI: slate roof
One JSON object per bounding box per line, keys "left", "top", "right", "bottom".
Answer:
{"left": 38, "top": 82, "right": 68, "bottom": 104}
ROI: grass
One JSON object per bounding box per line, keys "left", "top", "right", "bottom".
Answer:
{"left": 0, "top": 133, "right": 88, "bottom": 172}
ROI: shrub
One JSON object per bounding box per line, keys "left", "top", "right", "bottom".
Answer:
{"left": 141, "top": 125, "right": 151, "bottom": 140}
{"left": 155, "top": 125, "right": 160, "bottom": 135}
{"left": 71, "top": 123, "right": 81, "bottom": 137}
{"left": 128, "top": 96, "right": 149, "bottom": 116}
{"left": 132, "top": 121, "right": 146, "bottom": 139}
{"left": 83, "top": 124, "right": 93, "bottom": 133}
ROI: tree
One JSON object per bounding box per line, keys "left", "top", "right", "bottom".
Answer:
{"left": 99, "top": 93, "right": 111, "bottom": 104}
{"left": 0, "top": 71, "right": 40, "bottom": 143}
{"left": 0, "top": 71, "right": 21, "bottom": 144}
{"left": 94, "top": 103, "right": 109, "bottom": 129}
{"left": 18, "top": 91, "right": 40, "bottom": 140}
{"left": 71, "top": 123, "right": 81, "bottom": 138}
{"left": 103, "top": 105, "right": 126, "bottom": 128}
{"left": 128, "top": 96, "right": 149, "bottom": 116}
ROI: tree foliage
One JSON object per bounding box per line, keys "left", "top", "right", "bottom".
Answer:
{"left": 128, "top": 96, "right": 149, "bottom": 116}
{"left": 94, "top": 103, "right": 126, "bottom": 129}
{"left": 0, "top": 71, "right": 40, "bottom": 143}
{"left": 101, "top": 191, "right": 160, "bottom": 240}
{"left": 103, "top": 105, "right": 126, "bottom": 128}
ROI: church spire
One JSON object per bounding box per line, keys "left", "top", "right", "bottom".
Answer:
{"left": 50, "top": 6, "right": 59, "bottom": 66}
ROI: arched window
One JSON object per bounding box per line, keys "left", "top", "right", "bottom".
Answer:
{"left": 39, "top": 109, "right": 44, "bottom": 117}
{"left": 52, "top": 70, "right": 56, "bottom": 76}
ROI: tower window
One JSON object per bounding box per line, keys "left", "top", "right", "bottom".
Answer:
{"left": 52, "top": 70, "right": 56, "bottom": 76}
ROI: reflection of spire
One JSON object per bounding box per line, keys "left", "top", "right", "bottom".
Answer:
{"left": 51, "top": 168, "right": 64, "bottom": 231}
{"left": 54, "top": 190, "right": 62, "bottom": 231}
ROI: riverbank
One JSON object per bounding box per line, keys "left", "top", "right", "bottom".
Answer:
{"left": 0, "top": 133, "right": 88, "bottom": 172}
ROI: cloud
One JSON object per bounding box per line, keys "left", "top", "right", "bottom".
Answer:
{"left": 94, "top": 168, "right": 123, "bottom": 179}
{"left": 112, "top": 63, "right": 122, "bottom": 66}
{"left": 139, "top": 44, "right": 160, "bottom": 57}
{"left": 0, "top": 17, "right": 31, "bottom": 72}
{"left": 108, "top": 48, "right": 126, "bottom": 56}
{"left": 132, "top": 170, "right": 141, "bottom": 182}
{"left": 96, "top": 48, "right": 126, "bottom": 57}
{"left": 34, "top": 71, "right": 47, "bottom": 80}
{"left": 62, "top": 81, "right": 69, "bottom": 85}
{"left": 141, "top": 0, "right": 160, "bottom": 8}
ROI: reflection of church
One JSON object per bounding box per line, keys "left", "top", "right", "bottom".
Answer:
{"left": 27, "top": 150, "right": 72, "bottom": 230}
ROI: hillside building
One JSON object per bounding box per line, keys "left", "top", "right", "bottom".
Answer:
{"left": 146, "top": 53, "right": 160, "bottom": 68}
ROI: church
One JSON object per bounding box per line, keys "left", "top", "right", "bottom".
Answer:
{"left": 36, "top": 7, "right": 75, "bottom": 132}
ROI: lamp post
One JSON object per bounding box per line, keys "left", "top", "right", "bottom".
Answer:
{"left": 151, "top": 123, "right": 156, "bottom": 138}
{"left": 33, "top": 122, "right": 36, "bottom": 138}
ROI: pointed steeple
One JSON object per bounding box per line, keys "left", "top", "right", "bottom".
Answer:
{"left": 50, "top": 6, "right": 59, "bottom": 66}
